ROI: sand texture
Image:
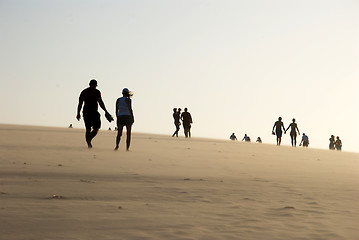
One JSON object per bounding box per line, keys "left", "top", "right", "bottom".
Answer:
{"left": 0, "top": 124, "right": 358, "bottom": 240}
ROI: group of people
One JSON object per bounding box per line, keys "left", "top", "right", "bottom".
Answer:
{"left": 272, "top": 117, "right": 309, "bottom": 147}
{"left": 172, "top": 108, "right": 193, "bottom": 138}
{"left": 329, "top": 135, "right": 342, "bottom": 151}
{"left": 76, "top": 80, "right": 342, "bottom": 151}
{"left": 76, "top": 79, "right": 134, "bottom": 150}
{"left": 230, "top": 133, "right": 262, "bottom": 143}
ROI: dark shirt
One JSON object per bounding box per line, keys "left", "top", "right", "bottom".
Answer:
{"left": 173, "top": 112, "right": 181, "bottom": 123}
{"left": 181, "top": 112, "right": 192, "bottom": 124}
{"left": 79, "top": 87, "right": 101, "bottom": 113}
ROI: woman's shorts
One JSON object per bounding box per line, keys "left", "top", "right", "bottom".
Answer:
{"left": 117, "top": 115, "right": 134, "bottom": 126}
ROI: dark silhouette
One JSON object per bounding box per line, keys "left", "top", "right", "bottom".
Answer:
{"left": 286, "top": 118, "right": 300, "bottom": 147}
{"left": 77, "top": 79, "right": 112, "bottom": 148}
{"left": 242, "top": 134, "right": 251, "bottom": 142}
{"left": 230, "top": 133, "right": 237, "bottom": 141}
{"left": 115, "top": 88, "right": 134, "bottom": 151}
{"left": 329, "top": 135, "right": 335, "bottom": 150}
{"left": 68, "top": 124, "right": 73, "bottom": 128}
{"left": 272, "top": 117, "right": 286, "bottom": 145}
{"left": 181, "top": 108, "right": 192, "bottom": 138}
{"left": 335, "top": 136, "right": 342, "bottom": 151}
{"left": 299, "top": 133, "right": 309, "bottom": 147}
{"left": 172, "top": 108, "right": 181, "bottom": 137}
{"left": 256, "top": 137, "right": 262, "bottom": 143}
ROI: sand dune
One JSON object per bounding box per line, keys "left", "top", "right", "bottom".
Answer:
{"left": 0, "top": 124, "right": 358, "bottom": 240}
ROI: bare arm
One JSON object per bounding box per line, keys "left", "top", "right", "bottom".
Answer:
{"left": 76, "top": 99, "right": 83, "bottom": 120}
{"left": 98, "top": 97, "right": 109, "bottom": 113}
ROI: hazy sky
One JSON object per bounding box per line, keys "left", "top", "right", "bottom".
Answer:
{"left": 1, "top": 0, "right": 358, "bottom": 152}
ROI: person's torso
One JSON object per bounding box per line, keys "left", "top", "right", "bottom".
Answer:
{"left": 275, "top": 121, "right": 282, "bottom": 130}
{"left": 117, "top": 97, "right": 131, "bottom": 116}
{"left": 80, "top": 87, "right": 101, "bottom": 112}
{"left": 182, "top": 112, "right": 192, "bottom": 123}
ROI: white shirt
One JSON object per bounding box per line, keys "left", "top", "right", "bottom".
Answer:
{"left": 116, "top": 97, "right": 131, "bottom": 116}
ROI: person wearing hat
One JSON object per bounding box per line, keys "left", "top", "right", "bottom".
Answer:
{"left": 115, "top": 88, "right": 134, "bottom": 151}
{"left": 77, "top": 79, "right": 112, "bottom": 148}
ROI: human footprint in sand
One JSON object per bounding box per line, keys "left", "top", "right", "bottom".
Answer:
{"left": 115, "top": 88, "right": 134, "bottom": 151}
{"left": 77, "top": 79, "right": 112, "bottom": 148}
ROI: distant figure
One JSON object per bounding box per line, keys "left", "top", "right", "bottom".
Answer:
{"left": 230, "top": 133, "right": 237, "bottom": 141}
{"left": 242, "top": 134, "right": 251, "bottom": 142}
{"left": 76, "top": 79, "right": 112, "bottom": 148}
{"left": 68, "top": 124, "right": 73, "bottom": 128}
{"left": 181, "top": 108, "right": 193, "bottom": 138}
{"left": 329, "top": 135, "right": 335, "bottom": 150}
{"left": 115, "top": 88, "right": 134, "bottom": 151}
{"left": 272, "top": 117, "right": 286, "bottom": 146}
{"left": 299, "top": 133, "right": 309, "bottom": 147}
{"left": 108, "top": 127, "right": 112, "bottom": 131}
{"left": 172, "top": 108, "right": 181, "bottom": 137}
{"left": 256, "top": 137, "right": 262, "bottom": 143}
{"left": 286, "top": 118, "right": 300, "bottom": 147}
{"left": 335, "top": 136, "right": 342, "bottom": 151}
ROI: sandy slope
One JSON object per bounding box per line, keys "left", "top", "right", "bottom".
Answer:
{"left": 0, "top": 124, "right": 358, "bottom": 240}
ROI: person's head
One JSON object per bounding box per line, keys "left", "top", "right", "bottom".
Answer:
{"left": 122, "top": 88, "right": 133, "bottom": 97}
{"left": 337, "top": 136, "right": 340, "bottom": 140}
{"left": 292, "top": 118, "right": 296, "bottom": 122}
{"left": 331, "top": 135, "right": 335, "bottom": 138}
{"left": 178, "top": 108, "right": 181, "bottom": 112}
{"left": 173, "top": 108, "right": 177, "bottom": 113}
{"left": 89, "top": 79, "right": 97, "bottom": 88}
{"left": 303, "top": 133, "right": 306, "bottom": 136}
{"left": 278, "top": 117, "right": 282, "bottom": 121}
{"left": 184, "top": 108, "right": 188, "bottom": 112}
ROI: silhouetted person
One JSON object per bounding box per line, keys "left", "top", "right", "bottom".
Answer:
{"left": 335, "top": 136, "right": 342, "bottom": 151}
{"left": 115, "top": 88, "right": 134, "bottom": 151}
{"left": 329, "top": 135, "right": 335, "bottom": 150}
{"left": 286, "top": 118, "right": 300, "bottom": 147}
{"left": 242, "top": 134, "right": 251, "bottom": 142}
{"left": 172, "top": 108, "right": 181, "bottom": 137}
{"left": 181, "top": 108, "right": 192, "bottom": 138}
{"left": 299, "top": 133, "right": 309, "bottom": 147}
{"left": 77, "top": 79, "right": 112, "bottom": 148}
{"left": 68, "top": 124, "right": 73, "bottom": 128}
{"left": 272, "top": 117, "right": 286, "bottom": 146}
{"left": 256, "top": 137, "right": 262, "bottom": 143}
{"left": 230, "top": 133, "right": 237, "bottom": 141}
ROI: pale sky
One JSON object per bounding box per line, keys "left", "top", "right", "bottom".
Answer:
{"left": 1, "top": 0, "right": 358, "bottom": 152}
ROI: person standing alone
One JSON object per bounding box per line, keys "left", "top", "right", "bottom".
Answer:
{"left": 181, "top": 108, "right": 193, "bottom": 138}
{"left": 76, "top": 79, "right": 112, "bottom": 148}
{"left": 115, "top": 88, "right": 134, "bottom": 151}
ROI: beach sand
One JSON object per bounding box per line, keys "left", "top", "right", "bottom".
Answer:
{"left": 0, "top": 124, "right": 358, "bottom": 240}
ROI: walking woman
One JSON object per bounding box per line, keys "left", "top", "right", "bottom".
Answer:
{"left": 115, "top": 88, "right": 134, "bottom": 151}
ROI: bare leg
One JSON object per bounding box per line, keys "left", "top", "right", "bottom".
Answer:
{"left": 126, "top": 124, "right": 132, "bottom": 151}
{"left": 115, "top": 125, "right": 124, "bottom": 150}
{"left": 86, "top": 128, "right": 98, "bottom": 148}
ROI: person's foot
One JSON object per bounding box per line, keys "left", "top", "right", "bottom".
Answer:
{"left": 87, "top": 142, "right": 92, "bottom": 148}
{"left": 114, "top": 146, "right": 119, "bottom": 151}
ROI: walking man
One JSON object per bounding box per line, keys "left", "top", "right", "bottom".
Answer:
{"left": 76, "top": 79, "right": 113, "bottom": 148}
{"left": 181, "top": 108, "right": 193, "bottom": 138}
{"left": 272, "top": 117, "right": 286, "bottom": 146}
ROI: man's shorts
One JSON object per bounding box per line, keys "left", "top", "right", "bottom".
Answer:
{"left": 83, "top": 111, "right": 101, "bottom": 130}
{"left": 276, "top": 129, "right": 282, "bottom": 138}
{"left": 117, "top": 115, "right": 134, "bottom": 126}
